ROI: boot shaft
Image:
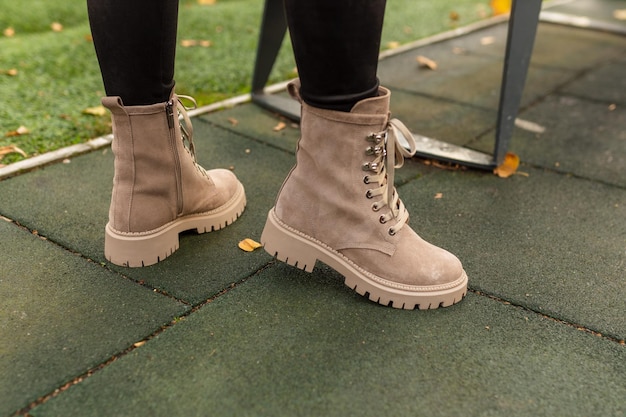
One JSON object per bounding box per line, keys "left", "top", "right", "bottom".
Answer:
{"left": 275, "top": 81, "right": 398, "bottom": 254}
{"left": 103, "top": 96, "right": 180, "bottom": 232}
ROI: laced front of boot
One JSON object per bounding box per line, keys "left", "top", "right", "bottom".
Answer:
{"left": 362, "top": 118, "right": 417, "bottom": 236}
{"left": 166, "top": 95, "right": 210, "bottom": 178}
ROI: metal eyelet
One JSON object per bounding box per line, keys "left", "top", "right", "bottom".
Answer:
{"left": 362, "top": 162, "right": 378, "bottom": 171}
{"left": 372, "top": 203, "right": 380, "bottom": 212}
{"left": 379, "top": 216, "right": 387, "bottom": 224}
{"left": 363, "top": 176, "right": 370, "bottom": 184}
{"left": 388, "top": 227, "right": 396, "bottom": 236}
{"left": 367, "top": 132, "right": 384, "bottom": 143}
{"left": 366, "top": 190, "right": 373, "bottom": 199}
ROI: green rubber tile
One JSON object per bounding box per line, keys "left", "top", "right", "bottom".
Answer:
{"left": 202, "top": 97, "right": 302, "bottom": 154}
{"left": 516, "top": 23, "right": 625, "bottom": 71}
{"left": 545, "top": 0, "right": 626, "bottom": 28}
{"left": 473, "top": 94, "right": 625, "bottom": 187}
{"left": 0, "top": 148, "right": 113, "bottom": 262}
{"left": 386, "top": 88, "right": 498, "bottom": 147}
{"left": 560, "top": 53, "right": 626, "bottom": 106}
{"left": 0, "top": 122, "right": 292, "bottom": 305}
{"left": 396, "top": 165, "right": 626, "bottom": 340}
{"left": 0, "top": 220, "right": 188, "bottom": 416}
{"left": 30, "top": 265, "right": 626, "bottom": 417}
{"left": 378, "top": 23, "right": 625, "bottom": 115}
{"left": 378, "top": 31, "right": 573, "bottom": 112}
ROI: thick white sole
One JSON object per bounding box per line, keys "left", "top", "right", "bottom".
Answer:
{"left": 261, "top": 209, "right": 467, "bottom": 310}
{"left": 105, "top": 183, "right": 246, "bottom": 267}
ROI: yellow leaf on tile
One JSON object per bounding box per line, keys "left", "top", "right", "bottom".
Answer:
{"left": 416, "top": 55, "right": 438, "bottom": 70}
{"left": 273, "top": 121, "right": 286, "bottom": 132}
{"left": 613, "top": 9, "right": 626, "bottom": 20}
{"left": 238, "top": 238, "right": 262, "bottom": 252}
{"left": 493, "top": 152, "right": 520, "bottom": 178}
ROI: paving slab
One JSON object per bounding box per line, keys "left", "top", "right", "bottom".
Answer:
{"left": 561, "top": 53, "right": 626, "bottom": 105}
{"left": 396, "top": 163, "right": 626, "bottom": 340}
{"left": 377, "top": 23, "right": 626, "bottom": 112}
{"left": 499, "top": 95, "right": 624, "bottom": 186}
{"left": 0, "top": 220, "right": 188, "bottom": 415}
{"left": 544, "top": 0, "right": 626, "bottom": 27}
{"left": 30, "top": 264, "right": 626, "bottom": 417}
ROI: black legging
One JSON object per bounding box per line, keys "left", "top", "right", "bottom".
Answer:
{"left": 87, "top": 0, "right": 386, "bottom": 111}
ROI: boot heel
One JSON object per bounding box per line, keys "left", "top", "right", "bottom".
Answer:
{"left": 261, "top": 209, "right": 318, "bottom": 272}
{"left": 105, "top": 223, "right": 179, "bottom": 267}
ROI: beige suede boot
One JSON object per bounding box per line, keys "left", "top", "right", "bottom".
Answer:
{"left": 103, "top": 94, "right": 246, "bottom": 267}
{"left": 261, "top": 80, "right": 467, "bottom": 309}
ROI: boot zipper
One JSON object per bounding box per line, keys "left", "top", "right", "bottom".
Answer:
{"left": 166, "top": 100, "right": 184, "bottom": 216}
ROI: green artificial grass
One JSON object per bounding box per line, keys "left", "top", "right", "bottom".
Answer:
{"left": 0, "top": 0, "right": 492, "bottom": 164}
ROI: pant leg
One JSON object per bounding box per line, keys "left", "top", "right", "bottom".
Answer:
{"left": 87, "top": 0, "right": 179, "bottom": 105}
{"left": 284, "top": 0, "right": 387, "bottom": 112}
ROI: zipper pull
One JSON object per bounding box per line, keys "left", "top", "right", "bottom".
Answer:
{"left": 166, "top": 100, "right": 176, "bottom": 129}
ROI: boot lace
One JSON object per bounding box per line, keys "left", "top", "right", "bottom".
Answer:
{"left": 362, "top": 118, "right": 417, "bottom": 236}
{"left": 174, "top": 95, "right": 210, "bottom": 177}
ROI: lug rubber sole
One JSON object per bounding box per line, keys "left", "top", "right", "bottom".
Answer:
{"left": 105, "top": 183, "right": 246, "bottom": 267}
{"left": 261, "top": 209, "right": 467, "bottom": 309}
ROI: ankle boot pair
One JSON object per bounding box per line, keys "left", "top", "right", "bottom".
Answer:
{"left": 104, "top": 82, "right": 467, "bottom": 309}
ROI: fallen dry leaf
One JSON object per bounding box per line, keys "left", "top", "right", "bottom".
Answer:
{"left": 51, "top": 22, "right": 63, "bottom": 32}
{"left": 449, "top": 11, "right": 460, "bottom": 21}
{"left": 434, "top": 193, "right": 443, "bottom": 199}
{"left": 3, "top": 27, "right": 15, "bottom": 37}
{"left": 515, "top": 118, "right": 545, "bottom": 134}
{"left": 238, "top": 238, "right": 262, "bottom": 252}
{"left": 0, "top": 145, "right": 27, "bottom": 159}
{"left": 273, "top": 121, "right": 286, "bottom": 132}
{"left": 613, "top": 9, "right": 626, "bottom": 20}
{"left": 198, "top": 0, "right": 217, "bottom": 4}
{"left": 386, "top": 41, "right": 400, "bottom": 49}
{"left": 5, "top": 126, "right": 30, "bottom": 137}
{"left": 82, "top": 105, "right": 107, "bottom": 117}
{"left": 227, "top": 117, "right": 239, "bottom": 126}
{"left": 1, "top": 68, "right": 18, "bottom": 76}
{"left": 480, "top": 36, "right": 495, "bottom": 46}
{"left": 181, "top": 39, "right": 197, "bottom": 47}
{"left": 416, "top": 55, "right": 438, "bottom": 70}
{"left": 493, "top": 152, "right": 520, "bottom": 178}
{"left": 181, "top": 39, "right": 212, "bottom": 47}
{"left": 490, "top": 0, "right": 511, "bottom": 15}
{"left": 133, "top": 341, "right": 146, "bottom": 348}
